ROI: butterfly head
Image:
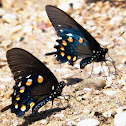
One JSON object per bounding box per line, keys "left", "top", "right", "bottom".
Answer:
{"left": 56, "top": 81, "right": 65, "bottom": 96}
{"left": 101, "top": 48, "right": 108, "bottom": 60}
{"left": 93, "top": 47, "right": 108, "bottom": 62}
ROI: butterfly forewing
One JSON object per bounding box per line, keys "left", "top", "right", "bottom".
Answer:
{"left": 7, "top": 48, "right": 58, "bottom": 83}
{"left": 46, "top": 5, "right": 101, "bottom": 49}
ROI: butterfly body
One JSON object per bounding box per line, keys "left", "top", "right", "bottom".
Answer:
{"left": 45, "top": 5, "right": 108, "bottom": 68}
{"left": 1, "top": 48, "right": 65, "bottom": 117}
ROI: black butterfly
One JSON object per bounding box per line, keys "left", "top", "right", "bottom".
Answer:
{"left": 45, "top": 5, "right": 108, "bottom": 69}
{"left": 1, "top": 48, "right": 65, "bottom": 117}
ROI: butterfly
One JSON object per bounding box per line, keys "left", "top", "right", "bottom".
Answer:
{"left": 45, "top": 5, "right": 108, "bottom": 69}
{"left": 1, "top": 48, "right": 65, "bottom": 117}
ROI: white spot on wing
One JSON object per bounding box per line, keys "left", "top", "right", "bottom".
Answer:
{"left": 18, "top": 76, "right": 22, "bottom": 79}
{"left": 15, "top": 104, "right": 18, "bottom": 109}
{"left": 60, "top": 29, "right": 63, "bottom": 32}
{"left": 58, "top": 24, "right": 61, "bottom": 27}
{"left": 26, "top": 75, "right": 31, "bottom": 78}
{"left": 49, "top": 96, "right": 52, "bottom": 98}
{"left": 52, "top": 86, "right": 54, "bottom": 90}
{"left": 20, "top": 86, "right": 25, "bottom": 90}
{"left": 27, "top": 79, "right": 32, "bottom": 82}
{"left": 58, "top": 37, "right": 62, "bottom": 40}
{"left": 38, "top": 75, "right": 42, "bottom": 78}
{"left": 93, "top": 50, "right": 95, "bottom": 53}
{"left": 66, "top": 33, "right": 73, "bottom": 36}
{"left": 18, "top": 82, "right": 22, "bottom": 87}
{"left": 14, "top": 91, "right": 16, "bottom": 96}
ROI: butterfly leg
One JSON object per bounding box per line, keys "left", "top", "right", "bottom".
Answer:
{"left": 57, "top": 95, "right": 71, "bottom": 108}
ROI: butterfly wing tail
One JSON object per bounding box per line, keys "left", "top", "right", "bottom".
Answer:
{"left": 45, "top": 52, "right": 57, "bottom": 56}
{"left": 1, "top": 104, "right": 12, "bottom": 112}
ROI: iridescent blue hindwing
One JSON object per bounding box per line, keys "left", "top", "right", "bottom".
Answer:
{"left": 11, "top": 74, "right": 44, "bottom": 116}
{"left": 55, "top": 33, "right": 92, "bottom": 64}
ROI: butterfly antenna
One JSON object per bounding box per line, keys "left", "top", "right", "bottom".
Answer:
{"left": 104, "top": 31, "right": 125, "bottom": 48}
{"left": 57, "top": 95, "right": 71, "bottom": 108}
{"left": 106, "top": 53, "right": 126, "bottom": 75}
{"left": 100, "top": 61, "right": 110, "bottom": 80}
{"left": 79, "top": 62, "right": 94, "bottom": 80}
{"left": 86, "top": 62, "right": 94, "bottom": 79}
{"left": 70, "top": 94, "right": 85, "bottom": 106}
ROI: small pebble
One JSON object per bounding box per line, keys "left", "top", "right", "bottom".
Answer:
{"left": 83, "top": 109, "right": 91, "bottom": 115}
{"left": 72, "top": 2, "right": 83, "bottom": 10}
{"left": 77, "top": 119, "right": 100, "bottom": 126}
{"left": 1, "top": 0, "right": 14, "bottom": 8}
{"left": 114, "top": 111, "right": 126, "bottom": 126}
{"left": 118, "top": 79, "right": 125, "bottom": 85}
{"left": 2, "top": 13, "right": 17, "bottom": 23}
{"left": 103, "top": 111, "right": 113, "bottom": 118}
{"left": 103, "top": 90, "right": 118, "bottom": 96}
{"left": 58, "top": 3, "right": 71, "bottom": 12}
{"left": 83, "top": 88, "right": 92, "bottom": 92}
{"left": 23, "top": 26, "right": 32, "bottom": 33}
{"left": 67, "top": 120, "right": 76, "bottom": 126}
{"left": 106, "top": 77, "right": 113, "bottom": 86}
{"left": 109, "top": 16, "right": 123, "bottom": 25}
{"left": 54, "top": 113, "right": 64, "bottom": 119}
{"left": 0, "top": 9, "right": 5, "bottom": 16}
{"left": 93, "top": 66, "right": 101, "bottom": 74}
{"left": 40, "top": 119, "right": 47, "bottom": 125}
{"left": 122, "top": 86, "right": 126, "bottom": 91}
{"left": 117, "top": 106, "right": 126, "bottom": 113}
{"left": 10, "top": 25, "right": 23, "bottom": 34}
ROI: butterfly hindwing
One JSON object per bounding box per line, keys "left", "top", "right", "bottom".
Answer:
{"left": 54, "top": 33, "right": 92, "bottom": 63}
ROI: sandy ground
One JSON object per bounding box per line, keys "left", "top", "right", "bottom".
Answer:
{"left": 0, "top": 0, "right": 126, "bottom": 126}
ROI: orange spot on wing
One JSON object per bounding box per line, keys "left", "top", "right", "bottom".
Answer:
{"left": 30, "top": 102, "right": 35, "bottom": 108}
{"left": 67, "top": 55, "right": 71, "bottom": 60}
{"left": 60, "top": 46, "right": 65, "bottom": 51}
{"left": 73, "top": 56, "right": 77, "bottom": 61}
{"left": 20, "top": 87, "right": 25, "bottom": 93}
{"left": 38, "top": 75, "right": 44, "bottom": 83}
{"left": 62, "top": 41, "right": 67, "bottom": 46}
{"left": 78, "top": 38, "right": 83, "bottom": 44}
{"left": 16, "top": 95, "right": 20, "bottom": 101}
{"left": 68, "top": 37, "right": 73, "bottom": 42}
{"left": 26, "top": 81, "right": 32, "bottom": 86}
{"left": 20, "top": 105, "right": 26, "bottom": 111}
{"left": 60, "top": 52, "right": 65, "bottom": 57}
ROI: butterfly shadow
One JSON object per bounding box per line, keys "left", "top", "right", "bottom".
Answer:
{"left": 65, "top": 77, "right": 83, "bottom": 86}
{"left": 19, "top": 105, "right": 69, "bottom": 126}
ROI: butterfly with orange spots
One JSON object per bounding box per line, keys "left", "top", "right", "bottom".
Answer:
{"left": 1, "top": 48, "right": 65, "bottom": 117}
{"left": 45, "top": 5, "right": 108, "bottom": 69}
